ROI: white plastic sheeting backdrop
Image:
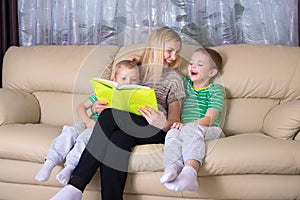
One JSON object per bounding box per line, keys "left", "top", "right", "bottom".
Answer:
{"left": 18, "top": 0, "right": 298, "bottom": 47}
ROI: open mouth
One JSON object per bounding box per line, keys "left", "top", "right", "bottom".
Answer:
{"left": 190, "top": 70, "right": 198, "bottom": 76}
{"left": 164, "top": 60, "right": 171, "bottom": 66}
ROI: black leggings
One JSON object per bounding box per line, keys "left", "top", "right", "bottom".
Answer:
{"left": 69, "top": 108, "right": 166, "bottom": 200}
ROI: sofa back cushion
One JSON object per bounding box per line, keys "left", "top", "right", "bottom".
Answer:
{"left": 212, "top": 44, "right": 300, "bottom": 136}
{"left": 3, "top": 45, "right": 120, "bottom": 125}
{"left": 115, "top": 44, "right": 300, "bottom": 137}
{"left": 3, "top": 44, "right": 300, "bottom": 138}
{"left": 263, "top": 100, "right": 300, "bottom": 139}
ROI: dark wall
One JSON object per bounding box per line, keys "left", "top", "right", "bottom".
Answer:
{"left": 299, "top": 0, "right": 300, "bottom": 46}
{"left": 0, "top": 0, "right": 19, "bottom": 88}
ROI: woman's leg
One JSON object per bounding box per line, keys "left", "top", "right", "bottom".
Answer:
{"left": 98, "top": 109, "right": 166, "bottom": 200}
{"left": 100, "top": 129, "right": 136, "bottom": 200}
{"left": 69, "top": 148, "right": 101, "bottom": 191}
{"left": 51, "top": 108, "right": 166, "bottom": 200}
{"left": 68, "top": 108, "right": 124, "bottom": 191}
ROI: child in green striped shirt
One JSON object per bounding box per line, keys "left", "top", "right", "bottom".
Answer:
{"left": 160, "top": 48, "right": 225, "bottom": 192}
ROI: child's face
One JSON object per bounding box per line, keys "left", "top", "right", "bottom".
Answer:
{"left": 188, "top": 51, "right": 217, "bottom": 85}
{"left": 113, "top": 65, "right": 140, "bottom": 86}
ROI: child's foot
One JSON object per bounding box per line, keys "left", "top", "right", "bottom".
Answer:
{"left": 50, "top": 185, "right": 82, "bottom": 200}
{"left": 56, "top": 165, "right": 75, "bottom": 185}
{"left": 164, "top": 166, "right": 198, "bottom": 192}
{"left": 35, "top": 160, "right": 55, "bottom": 182}
{"left": 160, "top": 161, "right": 183, "bottom": 184}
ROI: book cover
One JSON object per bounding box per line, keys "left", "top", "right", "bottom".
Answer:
{"left": 90, "top": 78, "right": 158, "bottom": 115}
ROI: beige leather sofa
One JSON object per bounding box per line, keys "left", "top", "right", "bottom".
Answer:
{"left": 1, "top": 43, "right": 300, "bottom": 200}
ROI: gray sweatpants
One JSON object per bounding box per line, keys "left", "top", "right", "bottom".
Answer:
{"left": 163, "top": 123, "right": 224, "bottom": 167}
{"left": 46, "top": 121, "right": 93, "bottom": 168}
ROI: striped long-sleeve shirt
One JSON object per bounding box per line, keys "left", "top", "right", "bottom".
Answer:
{"left": 181, "top": 77, "right": 224, "bottom": 127}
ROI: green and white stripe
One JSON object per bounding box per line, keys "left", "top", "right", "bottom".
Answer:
{"left": 181, "top": 77, "right": 224, "bottom": 127}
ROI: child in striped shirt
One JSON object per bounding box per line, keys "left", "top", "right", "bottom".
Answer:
{"left": 160, "top": 48, "right": 225, "bottom": 192}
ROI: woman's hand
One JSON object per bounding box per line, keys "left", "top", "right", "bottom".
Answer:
{"left": 92, "top": 100, "right": 111, "bottom": 113}
{"left": 138, "top": 106, "right": 166, "bottom": 130}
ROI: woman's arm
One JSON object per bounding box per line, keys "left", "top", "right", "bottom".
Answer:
{"left": 163, "top": 100, "right": 181, "bottom": 131}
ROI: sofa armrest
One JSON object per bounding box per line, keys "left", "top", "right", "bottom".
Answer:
{"left": 0, "top": 89, "right": 40, "bottom": 125}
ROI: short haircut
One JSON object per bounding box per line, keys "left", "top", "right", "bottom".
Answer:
{"left": 195, "top": 48, "right": 223, "bottom": 73}
{"left": 114, "top": 60, "right": 139, "bottom": 71}
{"left": 205, "top": 48, "right": 223, "bottom": 73}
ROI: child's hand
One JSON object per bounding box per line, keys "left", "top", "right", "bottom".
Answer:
{"left": 92, "top": 101, "right": 110, "bottom": 113}
{"left": 171, "top": 122, "right": 184, "bottom": 130}
{"left": 84, "top": 119, "right": 96, "bottom": 128}
{"left": 138, "top": 106, "right": 166, "bottom": 130}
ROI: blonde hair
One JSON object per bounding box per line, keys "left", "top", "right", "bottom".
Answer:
{"left": 140, "top": 27, "right": 182, "bottom": 82}
{"left": 113, "top": 59, "right": 140, "bottom": 80}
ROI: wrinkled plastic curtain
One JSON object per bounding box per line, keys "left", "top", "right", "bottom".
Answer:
{"left": 18, "top": 0, "right": 298, "bottom": 46}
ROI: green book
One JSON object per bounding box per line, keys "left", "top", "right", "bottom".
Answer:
{"left": 90, "top": 78, "right": 158, "bottom": 115}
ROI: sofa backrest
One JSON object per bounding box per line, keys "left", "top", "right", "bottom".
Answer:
{"left": 3, "top": 45, "right": 120, "bottom": 125}
{"left": 212, "top": 44, "right": 300, "bottom": 138}
{"left": 3, "top": 44, "right": 300, "bottom": 139}
{"left": 114, "top": 44, "right": 300, "bottom": 138}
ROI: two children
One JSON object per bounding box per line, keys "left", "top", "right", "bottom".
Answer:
{"left": 160, "top": 48, "right": 225, "bottom": 192}
{"left": 35, "top": 60, "right": 140, "bottom": 185}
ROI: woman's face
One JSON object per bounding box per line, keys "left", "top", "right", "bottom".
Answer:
{"left": 163, "top": 41, "right": 181, "bottom": 66}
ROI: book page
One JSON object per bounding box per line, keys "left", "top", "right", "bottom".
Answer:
{"left": 117, "top": 84, "right": 150, "bottom": 90}
{"left": 91, "top": 78, "right": 118, "bottom": 88}
{"left": 90, "top": 78, "right": 158, "bottom": 115}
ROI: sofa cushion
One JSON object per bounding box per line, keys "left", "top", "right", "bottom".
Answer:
{"left": 1, "top": 124, "right": 300, "bottom": 176}
{"left": 33, "top": 92, "right": 89, "bottom": 126}
{"left": 129, "top": 144, "right": 164, "bottom": 172}
{"left": 0, "top": 123, "right": 164, "bottom": 173}
{"left": 201, "top": 133, "right": 300, "bottom": 175}
{"left": 263, "top": 100, "right": 300, "bottom": 139}
{"left": 222, "top": 98, "right": 279, "bottom": 136}
{"left": 3, "top": 45, "right": 120, "bottom": 94}
{"left": 0, "top": 124, "right": 62, "bottom": 162}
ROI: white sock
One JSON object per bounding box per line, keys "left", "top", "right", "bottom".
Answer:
{"left": 164, "top": 166, "right": 198, "bottom": 192}
{"left": 56, "top": 165, "right": 75, "bottom": 185}
{"left": 35, "top": 160, "right": 56, "bottom": 182}
{"left": 50, "top": 185, "right": 82, "bottom": 200}
{"left": 160, "top": 161, "right": 183, "bottom": 184}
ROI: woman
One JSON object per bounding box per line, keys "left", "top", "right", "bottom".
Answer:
{"left": 50, "top": 27, "right": 186, "bottom": 200}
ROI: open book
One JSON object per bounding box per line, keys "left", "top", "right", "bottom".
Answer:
{"left": 90, "top": 78, "right": 158, "bottom": 115}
